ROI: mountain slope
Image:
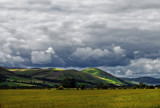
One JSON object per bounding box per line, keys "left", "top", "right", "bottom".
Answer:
{"left": 82, "top": 68, "right": 130, "bottom": 86}
{"left": 0, "top": 67, "right": 133, "bottom": 88}
{"left": 11, "top": 68, "right": 116, "bottom": 85}
{"left": 0, "top": 67, "right": 44, "bottom": 88}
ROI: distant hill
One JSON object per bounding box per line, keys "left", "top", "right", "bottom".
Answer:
{"left": 122, "top": 77, "right": 160, "bottom": 85}
{"left": 0, "top": 67, "right": 133, "bottom": 88}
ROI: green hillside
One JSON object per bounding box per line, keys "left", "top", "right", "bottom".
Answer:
{"left": 9, "top": 68, "right": 110, "bottom": 86}
{"left": 0, "top": 67, "right": 132, "bottom": 88}
{"left": 82, "top": 68, "right": 129, "bottom": 86}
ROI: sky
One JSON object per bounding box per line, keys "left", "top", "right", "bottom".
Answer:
{"left": 1, "top": 0, "right": 160, "bottom": 78}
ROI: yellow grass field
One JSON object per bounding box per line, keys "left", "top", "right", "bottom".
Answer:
{"left": 0, "top": 89, "right": 160, "bottom": 108}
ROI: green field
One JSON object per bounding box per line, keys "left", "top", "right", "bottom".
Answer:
{"left": 0, "top": 89, "right": 160, "bottom": 108}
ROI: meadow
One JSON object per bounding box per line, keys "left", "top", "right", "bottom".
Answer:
{"left": 0, "top": 89, "right": 160, "bottom": 108}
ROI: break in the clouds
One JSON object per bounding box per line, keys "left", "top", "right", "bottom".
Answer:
{"left": 0, "top": 0, "right": 160, "bottom": 77}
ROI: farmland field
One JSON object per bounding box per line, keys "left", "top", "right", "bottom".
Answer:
{"left": 0, "top": 89, "right": 160, "bottom": 108}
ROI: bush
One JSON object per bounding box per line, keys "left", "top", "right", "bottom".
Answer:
{"left": 131, "top": 86, "right": 137, "bottom": 89}
{"left": 57, "top": 86, "right": 64, "bottom": 90}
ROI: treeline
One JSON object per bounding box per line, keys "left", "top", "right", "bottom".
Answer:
{"left": 56, "top": 78, "right": 160, "bottom": 90}
{"left": 1, "top": 78, "right": 160, "bottom": 89}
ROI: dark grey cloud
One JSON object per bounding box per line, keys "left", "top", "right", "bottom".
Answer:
{"left": 0, "top": 0, "right": 160, "bottom": 77}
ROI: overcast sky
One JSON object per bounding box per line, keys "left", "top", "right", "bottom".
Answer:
{"left": 1, "top": 0, "right": 160, "bottom": 78}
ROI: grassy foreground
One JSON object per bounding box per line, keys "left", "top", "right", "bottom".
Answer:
{"left": 0, "top": 89, "right": 160, "bottom": 108}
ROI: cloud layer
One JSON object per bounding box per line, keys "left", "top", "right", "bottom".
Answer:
{"left": 1, "top": 0, "right": 160, "bottom": 77}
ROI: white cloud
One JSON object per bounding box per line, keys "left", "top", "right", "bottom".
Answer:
{"left": 130, "top": 58, "right": 160, "bottom": 73}
{"left": 0, "top": 45, "right": 25, "bottom": 66}
{"left": 71, "top": 38, "right": 85, "bottom": 46}
{"left": 72, "top": 47, "right": 110, "bottom": 60}
{"left": 0, "top": 52, "right": 25, "bottom": 66}
{"left": 113, "top": 46, "right": 126, "bottom": 56}
{"left": 31, "top": 47, "right": 56, "bottom": 64}
{"left": 99, "top": 58, "right": 160, "bottom": 78}
{"left": 46, "top": 47, "right": 56, "bottom": 54}
{"left": 72, "top": 46, "right": 126, "bottom": 60}
{"left": 122, "top": 58, "right": 160, "bottom": 77}
{"left": 126, "top": 70, "right": 133, "bottom": 76}
{"left": 134, "top": 50, "right": 140, "bottom": 55}
{"left": 31, "top": 51, "right": 51, "bottom": 64}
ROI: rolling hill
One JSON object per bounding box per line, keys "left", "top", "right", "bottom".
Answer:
{"left": 122, "top": 77, "right": 160, "bottom": 85}
{"left": 0, "top": 67, "right": 133, "bottom": 88}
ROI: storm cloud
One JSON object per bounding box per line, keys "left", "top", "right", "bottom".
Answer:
{"left": 1, "top": 0, "right": 160, "bottom": 77}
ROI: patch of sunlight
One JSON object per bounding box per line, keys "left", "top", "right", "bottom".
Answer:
{"left": 52, "top": 68, "right": 64, "bottom": 71}
{"left": 83, "top": 68, "right": 100, "bottom": 74}
{"left": 8, "top": 69, "right": 28, "bottom": 71}
{"left": 96, "top": 76, "right": 122, "bottom": 86}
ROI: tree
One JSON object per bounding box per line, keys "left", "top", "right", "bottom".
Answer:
{"left": 138, "top": 83, "right": 147, "bottom": 89}
{"left": 146, "top": 85, "right": 155, "bottom": 89}
{"left": 61, "top": 78, "right": 76, "bottom": 88}
{"left": 97, "top": 82, "right": 105, "bottom": 89}
{"left": 80, "top": 84, "right": 86, "bottom": 90}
